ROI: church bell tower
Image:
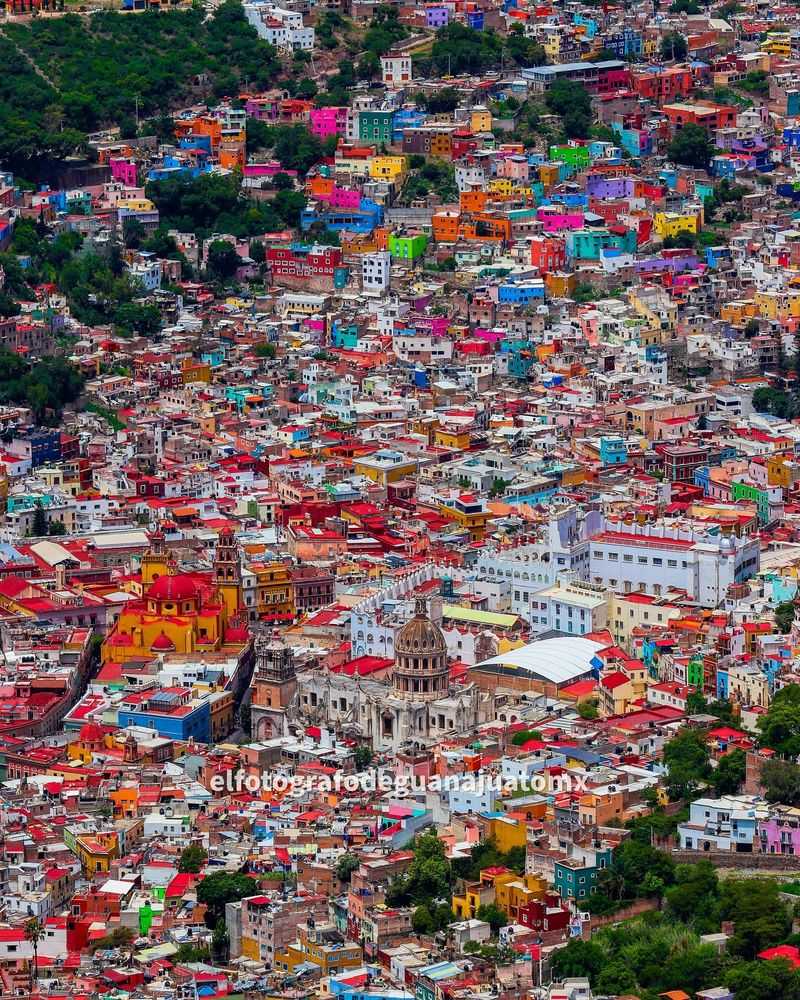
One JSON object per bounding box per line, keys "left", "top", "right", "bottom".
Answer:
{"left": 214, "top": 527, "right": 242, "bottom": 621}
{"left": 249, "top": 628, "right": 297, "bottom": 740}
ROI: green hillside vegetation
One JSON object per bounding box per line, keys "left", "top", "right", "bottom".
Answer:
{"left": 1, "top": 3, "right": 280, "bottom": 171}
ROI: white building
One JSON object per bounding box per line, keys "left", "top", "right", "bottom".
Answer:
{"left": 473, "top": 505, "right": 600, "bottom": 624}
{"left": 536, "top": 580, "right": 608, "bottom": 636}
{"left": 243, "top": 0, "right": 314, "bottom": 49}
{"left": 362, "top": 251, "right": 391, "bottom": 295}
{"left": 127, "top": 258, "right": 161, "bottom": 291}
{"left": 381, "top": 54, "right": 412, "bottom": 86}
{"left": 588, "top": 521, "right": 759, "bottom": 606}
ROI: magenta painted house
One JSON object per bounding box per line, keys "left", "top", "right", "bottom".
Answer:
{"left": 243, "top": 162, "right": 299, "bottom": 180}
{"left": 536, "top": 207, "right": 585, "bottom": 233}
{"left": 317, "top": 184, "right": 361, "bottom": 210}
{"left": 473, "top": 328, "right": 507, "bottom": 344}
{"left": 110, "top": 159, "right": 138, "bottom": 186}
{"left": 310, "top": 107, "right": 348, "bottom": 141}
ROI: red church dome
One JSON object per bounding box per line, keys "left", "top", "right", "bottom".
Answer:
{"left": 147, "top": 574, "right": 200, "bottom": 603}
{"left": 79, "top": 723, "right": 104, "bottom": 743}
{"left": 151, "top": 631, "right": 176, "bottom": 652}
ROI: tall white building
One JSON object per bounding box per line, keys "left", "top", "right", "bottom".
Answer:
{"left": 362, "top": 251, "right": 391, "bottom": 296}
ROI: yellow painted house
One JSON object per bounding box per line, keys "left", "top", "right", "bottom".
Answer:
{"left": 438, "top": 494, "right": 492, "bottom": 541}
{"left": 755, "top": 289, "right": 800, "bottom": 321}
{"left": 275, "top": 923, "right": 362, "bottom": 975}
{"left": 434, "top": 427, "right": 471, "bottom": 450}
{"left": 368, "top": 155, "right": 408, "bottom": 183}
{"left": 720, "top": 299, "right": 758, "bottom": 325}
{"left": 486, "top": 815, "right": 527, "bottom": 854}
{"left": 64, "top": 828, "right": 119, "bottom": 875}
{"left": 471, "top": 107, "right": 492, "bottom": 133}
{"left": 654, "top": 211, "right": 699, "bottom": 239}
{"left": 453, "top": 869, "right": 549, "bottom": 923}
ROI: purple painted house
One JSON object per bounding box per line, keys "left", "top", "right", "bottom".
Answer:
{"left": 426, "top": 6, "right": 450, "bottom": 27}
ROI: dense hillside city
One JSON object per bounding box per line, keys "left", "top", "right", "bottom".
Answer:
{"left": 3, "top": 0, "right": 800, "bottom": 998}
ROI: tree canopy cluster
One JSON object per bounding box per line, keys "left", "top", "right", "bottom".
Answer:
{"left": 0, "top": 347, "right": 83, "bottom": 426}
{"left": 4, "top": 3, "right": 280, "bottom": 158}
{"left": 668, "top": 121, "right": 715, "bottom": 170}
{"left": 758, "top": 683, "right": 800, "bottom": 756}
{"left": 425, "top": 22, "right": 545, "bottom": 77}
{"left": 554, "top": 876, "right": 797, "bottom": 1000}
{"left": 451, "top": 836, "right": 526, "bottom": 882}
{"left": 545, "top": 79, "right": 592, "bottom": 139}
{"left": 196, "top": 871, "right": 259, "bottom": 928}
{"left": 145, "top": 172, "right": 306, "bottom": 239}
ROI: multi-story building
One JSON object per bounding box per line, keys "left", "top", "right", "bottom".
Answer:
{"left": 589, "top": 521, "right": 759, "bottom": 605}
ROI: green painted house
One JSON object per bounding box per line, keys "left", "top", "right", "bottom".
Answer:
{"left": 388, "top": 232, "right": 428, "bottom": 260}
{"left": 358, "top": 110, "right": 394, "bottom": 144}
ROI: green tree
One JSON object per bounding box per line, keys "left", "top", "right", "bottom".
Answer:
{"left": 178, "top": 845, "right": 208, "bottom": 874}
{"left": 713, "top": 748, "right": 746, "bottom": 796}
{"left": 577, "top": 699, "right": 599, "bottom": 720}
{"left": 668, "top": 121, "right": 714, "bottom": 170}
{"left": 752, "top": 387, "right": 792, "bottom": 419}
{"left": 430, "top": 22, "right": 504, "bottom": 75}
{"left": 32, "top": 500, "right": 48, "bottom": 537}
{"left": 211, "top": 919, "right": 229, "bottom": 961}
{"left": 776, "top": 600, "right": 796, "bottom": 634}
{"left": 385, "top": 833, "right": 451, "bottom": 907}
{"left": 254, "top": 342, "right": 276, "bottom": 359}
{"left": 545, "top": 79, "right": 592, "bottom": 138}
{"left": 336, "top": 854, "right": 360, "bottom": 883}
{"left": 663, "top": 727, "right": 712, "bottom": 799}
{"left": 599, "top": 840, "right": 676, "bottom": 902}
{"left": 114, "top": 301, "right": 161, "bottom": 338}
{"left": 760, "top": 758, "right": 800, "bottom": 806}
{"left": 24, "top": 919, "right": 43, "bottom": 990}
{"left": 206, "top": 241, "right": 240, "bottom": 281}
{"left": 665, "top": 860, "right": 720, "bottom": 927}
{"left": 510, "top": 729, "right": 542, "bottom": 746}
{"left": 412, "top": 903, "right": 434, "bottom": 934}
{"left": 724, "top": 958, "right": 800, "bottom": 1000}
{"left": 196, "top": 871, "right": 259, "bottom": 927}
{"left": 424, "top": 87, "right": 461, "bottom": 114}
{"left": 354, "top": 744, "right": 373, "bottom": 770}
{"left": 551, "top": 939, "right": 604, "bottom": 981}
{"left": 596, "top": 961, "right": 636, "bottom": 996}
{"left": 661, "top": 30, "right": 689, "bottom": 60}
{"left": 90, "top": 926, "right": 135, "bottom": 953}
{"left": 476, "top": 903, "right": 508, "bottom": 934}
{"left": 758, "top": 684, "right": 800, "bottom": 755}
{"left": 720, "top": 878, "right": 792, "bottom": 959}
{"left": 123, "top": 217, "right": 145, "bottom": 249}
{"left": 174, "top": 942, "right": 211, "bottom": 963}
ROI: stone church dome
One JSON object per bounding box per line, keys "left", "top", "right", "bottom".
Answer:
{"left": 393, "top": 597, "right": 449, "bottom": 701}
{"left": 396, "top": 598, "right": 447, "bottom": 656}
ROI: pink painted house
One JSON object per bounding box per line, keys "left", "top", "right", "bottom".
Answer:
{"left": 495, "top": 155, "right": 530, "bottom": 182}
{"left": 109, "top": 159, "right": 138, "bottom": 186}
{"left": 309, "top": 107, "right": 349, "bottom": 141}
